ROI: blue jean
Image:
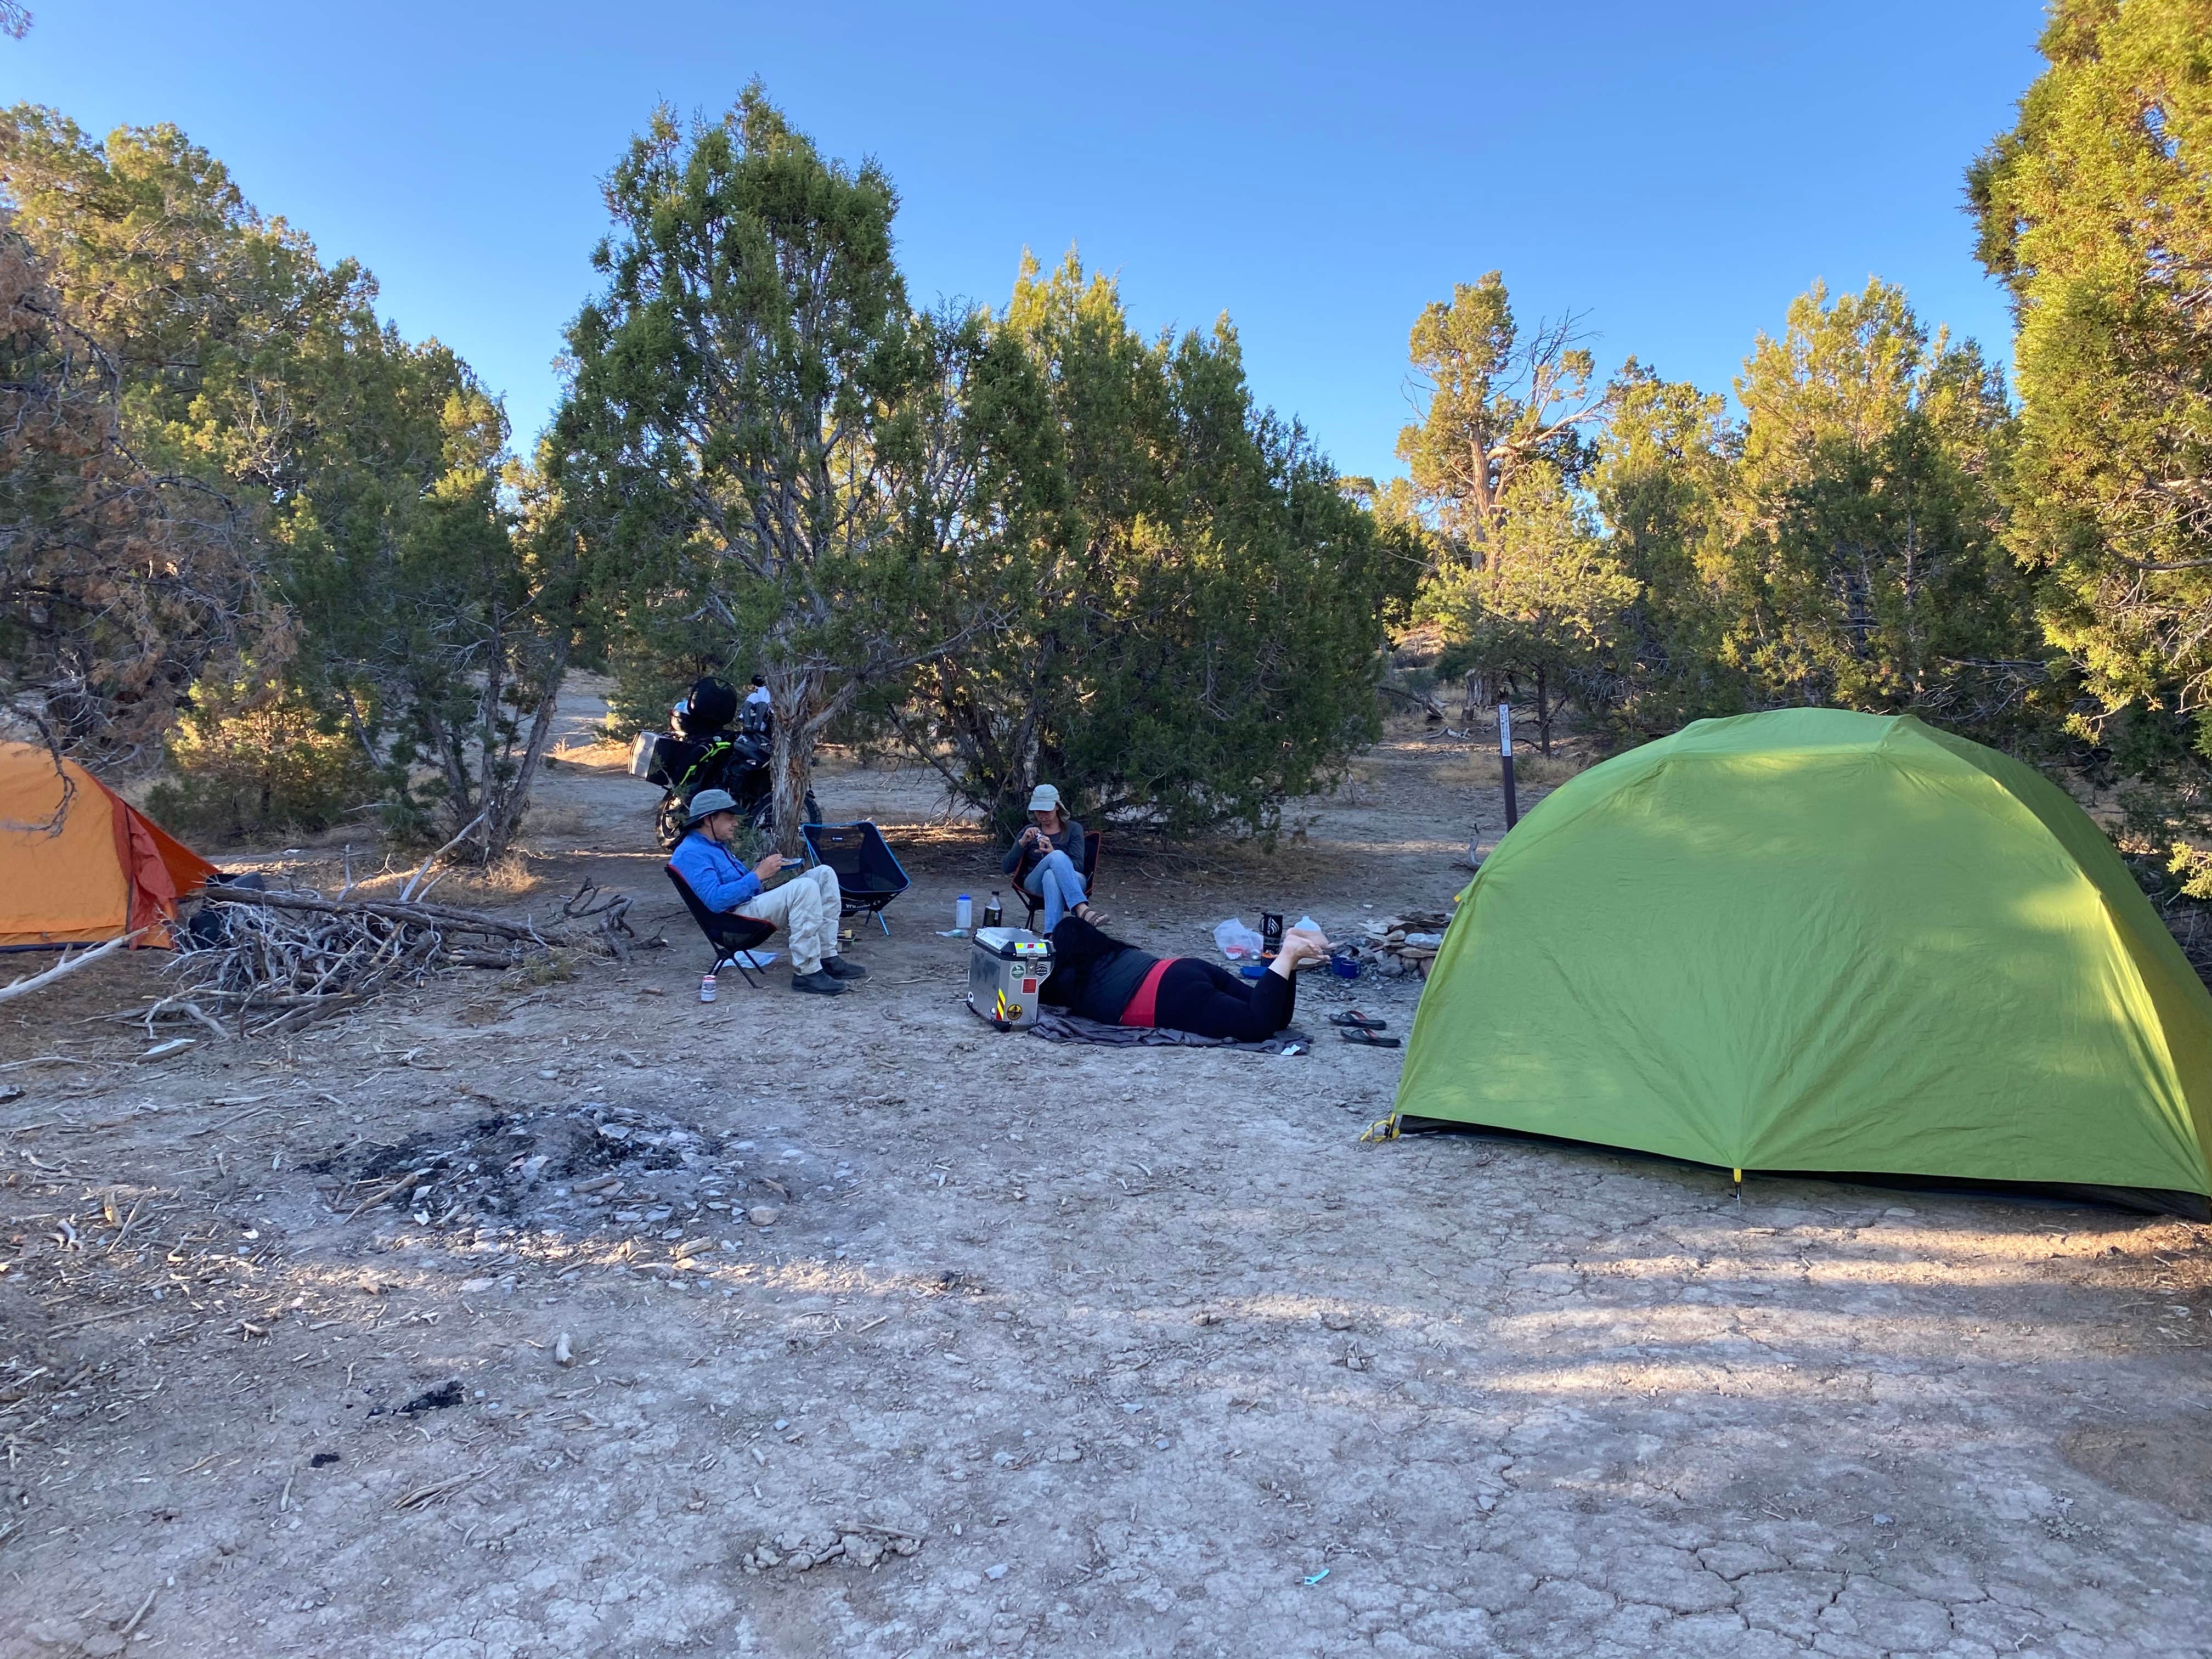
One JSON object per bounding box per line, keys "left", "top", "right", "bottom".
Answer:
{"left": 1022, "top": 848, "right": 1088, "bottom": 931}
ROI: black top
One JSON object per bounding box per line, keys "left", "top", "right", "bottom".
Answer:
{"left": 1040, "top": 913, "right": 1158, "bottom": 1024}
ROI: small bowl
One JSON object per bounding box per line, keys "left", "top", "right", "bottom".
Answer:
{"left": 1329, "top": 953, "right": 1361, "bottom": 980}
{"left": 1239, "top": 962, "right": 1268, "bottom": 979}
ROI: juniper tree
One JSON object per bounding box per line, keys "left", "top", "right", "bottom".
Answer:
{"left": 0, "top": 107, "right": 561, "bottom": 854}
{"left": 1971, "top": 0, "right": 2212, "bottom": 878}
{"left": 553, "top": 88, "right": 982, "bottom": 852}
{"left": 878, "top": 251, "right": 1411, "bottom": 838}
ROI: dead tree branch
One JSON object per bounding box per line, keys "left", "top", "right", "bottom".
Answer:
{"left": 0, "top": 930, "right": 143, "bottom": 1008}
{"left": 148, "top": 887, "right": 636, "bottom": 1037}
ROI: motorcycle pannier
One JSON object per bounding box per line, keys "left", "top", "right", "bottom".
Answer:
{"left": 629, "top": 731, "right": 671, "bottom": 782}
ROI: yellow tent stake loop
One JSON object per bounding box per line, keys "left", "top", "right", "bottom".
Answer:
{"left": 1733, "top": 1168, "right": 1742, "bottom": 1183}
{"left": 1359, "top": 1113, "right": 1401, "bottom": 1144}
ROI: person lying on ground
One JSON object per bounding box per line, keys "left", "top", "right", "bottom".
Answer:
{"left": 1002, "top": 783, "right": 1097, "bottom": 932}
{"left": 1040, "top": 913, "right": 1327, "bottom": 1042}
{"left": 668, "top": 788, "right": 866, "bottom": 997}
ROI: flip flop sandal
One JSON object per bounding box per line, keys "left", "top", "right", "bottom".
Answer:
{"left": 1339, "top": 1028, "right": 1401, "bottom": 1048}
{"left": 1329, "top": 1012, "right": 1388, "bottom": 1030}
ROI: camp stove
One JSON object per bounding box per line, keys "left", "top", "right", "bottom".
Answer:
{"left": 967, "top": 926, "right": 1054, "bottom": 1029}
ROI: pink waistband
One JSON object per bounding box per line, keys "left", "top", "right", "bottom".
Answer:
{"left": 1119, "top": 957, "right": 1175, "bottom": 1027}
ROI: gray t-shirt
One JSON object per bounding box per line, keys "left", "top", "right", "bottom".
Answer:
{"left": 1002, "top": 819, "right": 1086, "bottom": 888}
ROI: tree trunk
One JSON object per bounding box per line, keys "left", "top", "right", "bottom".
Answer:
{"left": 482, "top": 631, "right": 572, "bottom": 861}
{"left": 768, "top": 670, "right": 822, "bottom": 859}
{"left": 1535, "top": 663, "right": 1554, "bottom": 756}
{"left": 421, "top": 696, "right": 477, "bottom": 832}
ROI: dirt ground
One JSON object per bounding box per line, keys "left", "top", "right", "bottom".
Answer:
{"left": 3, "top": 690, "right": 2210, "bottom": 1658}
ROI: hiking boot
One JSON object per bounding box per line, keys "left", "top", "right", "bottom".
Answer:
{"left": 791, "top": 968, "right": 847, "bottom": 996}
{"left": 820, "top": 956, "right": 869, "bottom": 981}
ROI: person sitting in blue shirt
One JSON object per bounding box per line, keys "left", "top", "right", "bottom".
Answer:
{"left": 668, "top": 789, "right": 865, "bottom": 996}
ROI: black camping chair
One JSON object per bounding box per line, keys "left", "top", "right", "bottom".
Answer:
{"left": 800, "top": 821, "right": 911, "bottom": 935}
{"left": 665, "top": 866, "right": 777, "bottom": 989}
{"left": 1018, "top": 830, "right": 1102, "bottom": 933}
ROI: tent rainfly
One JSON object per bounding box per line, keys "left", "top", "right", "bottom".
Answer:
{"left": 0, "top": 742, "right": 216, "bottom": 950}
{"left": 1394, "top": 709, "right": 2212, "bottom": 1216}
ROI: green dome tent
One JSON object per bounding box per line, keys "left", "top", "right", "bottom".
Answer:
{"left": 1393, "top": 709, "right": 2212, "bottom": 1214}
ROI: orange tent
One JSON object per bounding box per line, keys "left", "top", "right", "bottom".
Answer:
{"left": 1, "top": 742, "right": 216, "bottom": 949}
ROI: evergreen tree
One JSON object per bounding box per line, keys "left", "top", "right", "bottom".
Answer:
{"left": 1723, "top": 280, "right": 2045, "bottom": 735}
{"left": 1396, "top": 272, "right": 1629, "bottom": 743}
{"left": 1971, "top": 0, "right": 2212, "bottom": 879}
{"left": 0, "top": 228, "right": 260, "bottom": 763}
{"left": 1590, "top": 364, "right": 1743, "bottom": 730}
{"left": 0, "top": 106, "right": 560, "bottom": 850}
{"left": 883, "top": 251, "right": 1411, "bottom": 837}
{"left": 552, "top": 88, "right": 977, "bottom": 853}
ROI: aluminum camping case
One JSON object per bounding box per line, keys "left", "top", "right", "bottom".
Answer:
{"left": 628, "top": 731, "right": 670, "bottom": 781}
{"left": 966, "top": 926, "right": 1054, "bottom": 1029}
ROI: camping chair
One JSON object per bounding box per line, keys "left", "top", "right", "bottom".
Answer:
{"left": 1018, "top": 830, "right": 1102, "bottom": 933}
{"left": 800, "top": 821, "right": 911, "bottom": 935}
{"left": 665, "top": 867, "right": 777, "bottom": 989}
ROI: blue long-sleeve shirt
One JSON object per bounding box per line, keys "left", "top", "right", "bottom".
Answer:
{"left": 670, "top": 828, "right": 763, "bottom": 912}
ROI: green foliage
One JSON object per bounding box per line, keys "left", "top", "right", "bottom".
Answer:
{"left": 552, "top": 87, "right": 963, "bottom": 854}
{"left": 1395, "top": 273, "right": 1626, "bottom": 749}
{"left": 1430, "top": 459, "right": 1640, "bottom": 752}
{"left": 0, "top": 226, "right": 262, "bottom": 762}
{"left": 882, "top": 251, "right": 1412, "bottom": 838}
{"left": 1395, "top": 272, "right": 1607, "bottom": 562}
{"left": 560, "top": 100, "right": 1406, "bottom": 846}
{"left": 1722, "top": 281, "right": 2046, "bottom": 735}
{"left": 0, "top": 106, "right": 565, "bottom": 852}
{"left": 144, "top": 682, "right": 381, "bottom": 842}
{"left": 1589, "top": 365, "right": 1745, "bottom": 728}
{"left": 1426, "top": 277, "right": 2046, "bottom": 751}
{"left": 1970, "top": 0, "right": 2212, "bottom": 859}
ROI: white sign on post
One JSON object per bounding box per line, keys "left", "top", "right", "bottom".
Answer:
{"left": 1498, "top": 702, "right": 1514, "bottom": 757}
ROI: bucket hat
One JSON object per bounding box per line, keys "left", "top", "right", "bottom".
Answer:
{"left": 686, "top": 788, "right": 740, "bottom": 825}
{"left": 1027, "top": 783, "right": 1062, "bottom": 813}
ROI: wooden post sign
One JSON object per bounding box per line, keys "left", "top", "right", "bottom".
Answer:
{"left": 1499, "top": 701, "right": 1519, "bottom": 831}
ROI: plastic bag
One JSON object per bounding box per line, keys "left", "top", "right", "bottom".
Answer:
{"left": 1214, "top": 918, "right": 1266, "bottom": 960}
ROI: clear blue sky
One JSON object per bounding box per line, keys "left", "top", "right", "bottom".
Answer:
{"left": 5, "top": 1, "right": 2046, "bottom": 482}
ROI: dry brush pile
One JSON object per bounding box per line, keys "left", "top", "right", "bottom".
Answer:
{"left": 145, "top": 882, "right": 636, "bottom": 1039}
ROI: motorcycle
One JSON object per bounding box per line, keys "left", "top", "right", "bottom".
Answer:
{"left": 630, "top": 677, "right": 821, "bottom": 851}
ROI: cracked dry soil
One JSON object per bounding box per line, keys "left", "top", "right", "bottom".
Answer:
{"left": 3, "top": 715, "right": 2210, "bottom": 1658}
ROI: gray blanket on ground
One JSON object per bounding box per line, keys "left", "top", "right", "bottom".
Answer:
{"left": 1028, "top": 1013, "right": 1312, "bottom": 1055}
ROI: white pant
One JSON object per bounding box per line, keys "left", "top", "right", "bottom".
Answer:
{"left": 735, "top": 863, "right": 842, "bottom": 975}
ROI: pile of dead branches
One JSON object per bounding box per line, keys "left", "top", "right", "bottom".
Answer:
{"left": 146, "top": 881, "right": 635, "bottom": 1038}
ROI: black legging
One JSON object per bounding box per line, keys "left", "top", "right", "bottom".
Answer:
{"left": 1153, "top": 957, "right": 1296, "bottom": 1042}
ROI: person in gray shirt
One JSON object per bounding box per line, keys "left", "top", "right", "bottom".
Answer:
{"left": 1002, "top": 783, "right": 1098, "bottom": 930}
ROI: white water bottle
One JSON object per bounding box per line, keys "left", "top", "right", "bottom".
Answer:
{"left": 955, "top": 894, "right": 973, "bottom": 933}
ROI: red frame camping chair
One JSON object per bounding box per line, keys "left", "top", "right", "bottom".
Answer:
{"left": 665, "top": 867, "right": 777, "bottom": 989}
{"left": 1018, "top": 830, "right": 1102, "bottom": 934}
